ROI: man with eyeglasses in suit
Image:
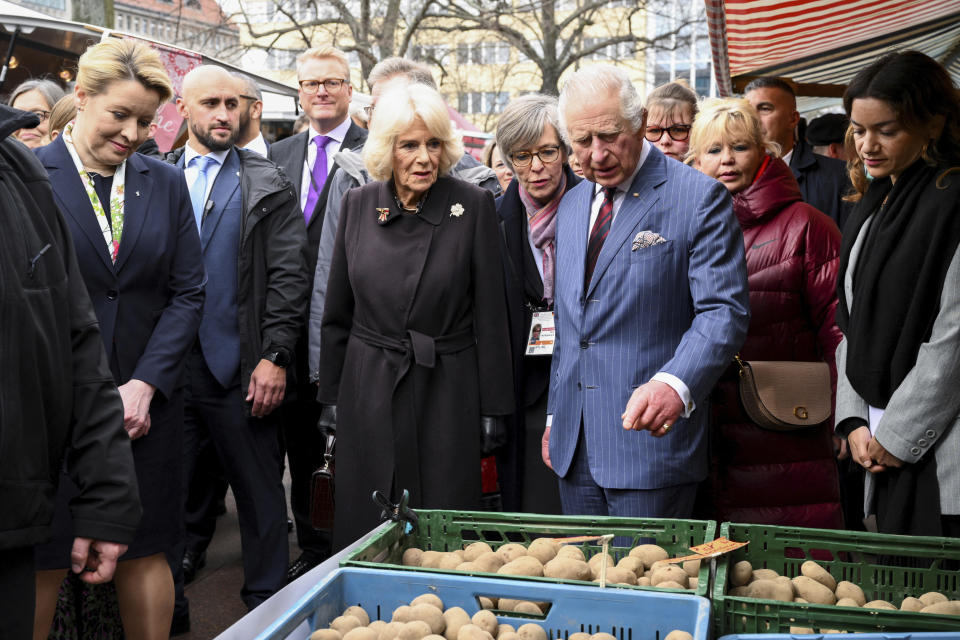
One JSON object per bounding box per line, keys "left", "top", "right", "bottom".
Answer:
{"left": 268, "top": 45, "right": 367, "bottom": 583}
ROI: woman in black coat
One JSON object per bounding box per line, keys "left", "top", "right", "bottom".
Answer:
{"left": 493, "top": 94, "right": 580, "bottom": 513}
{"left": 317, "top": 81, "right": 513, "bottom": 550}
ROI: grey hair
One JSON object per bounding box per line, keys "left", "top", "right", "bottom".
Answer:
{"left": 232, "top": 73, "right": 262, "bottom": 101}
{"left": 496, "top": 93, "right": 565, "bottom": 164}
{"left": 8, "top": 79, "right": 65, "bottom": 110}
{"left": 367, "top": 57, "right": 436, "bottom": 91}
{"left": 558, "top": 65, "right": 644, "bottom": 142}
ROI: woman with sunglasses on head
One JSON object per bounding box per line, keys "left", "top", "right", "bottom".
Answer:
{"left": 8, "top": 79, "right": 65, "bottom": 148}
{"left": 835, "top": 51, "right": 960, "bottom": 537}
{"left": 645, "top": 81, "right": 698, "bottom": 161}
{"left": 689, "top": 98, "right": 844, "bottom": 528}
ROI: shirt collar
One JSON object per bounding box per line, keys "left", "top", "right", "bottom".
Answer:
{"left": 594, "top": 139, "right": 650, "bottom": 196}
{"left": 309, "top": 116, "right": 352, "bottom": 146}
{"left": 242, "top": 132, "right": 268, "bottom": 157}
{"left": 184, "top": 141, "right": 230, "bottom": 167}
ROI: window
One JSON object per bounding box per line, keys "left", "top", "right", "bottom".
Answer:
{"left": 583, "top": 38, "right": 633, "bottom": 61}
{"left": 480, "top": 42, "right": 510, "bottom": 64}
{"left": 266, "top": 49, "right": 298, "bottom": 71}
{"left": 695, "top": 65, "right": 712, "bottom": 96}
{"left": 484, "top": 91, "right": 510, "bottom": 114}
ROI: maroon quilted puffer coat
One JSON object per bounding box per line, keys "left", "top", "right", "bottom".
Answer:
{"left": 707, "top": 156, "right": 844, "bottom": 529}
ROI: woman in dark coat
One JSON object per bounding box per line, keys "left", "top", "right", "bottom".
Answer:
{"left": 33, "top": 40, "right": 204, "bottom": 638}
{"left": 690, "top": 98, "right": 844, "bottom": 528}
{"left": 493, "top": 94, "right": 579, "bottom": 513}
{"left": 317, "top": 80, "right": 513, "bottom": 550}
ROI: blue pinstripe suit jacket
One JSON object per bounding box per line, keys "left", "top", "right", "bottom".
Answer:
{"left": 547, "top": 146, "right": 750, "bottom": 489}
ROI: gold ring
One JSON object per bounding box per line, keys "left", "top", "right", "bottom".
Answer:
{"left": 661, "top": 423, "right": 672, "bottom": 433}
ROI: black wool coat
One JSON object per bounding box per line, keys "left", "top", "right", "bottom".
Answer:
{"left": 318, "top": 175, "right": 514, "bottom": 549}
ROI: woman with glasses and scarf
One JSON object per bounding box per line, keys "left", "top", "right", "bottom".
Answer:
{"left": 493, "top": 94, "right": 580, "bottom": 513}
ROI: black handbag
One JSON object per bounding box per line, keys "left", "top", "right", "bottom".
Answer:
{"left": 309, "top": 432, "right": 335, "bottom": 530}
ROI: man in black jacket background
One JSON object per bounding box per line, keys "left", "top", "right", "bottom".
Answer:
{"left": 0, "top": 105, "right": 140, "bottom": 637}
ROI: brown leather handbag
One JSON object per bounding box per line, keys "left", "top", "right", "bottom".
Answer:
{"left": 735, "top": 356, "right": 831, "bottom": 431}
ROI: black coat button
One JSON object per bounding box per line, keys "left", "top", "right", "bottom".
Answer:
{"left": 577, "top": 382, "right": 582, "bottom": 390}
{"left": 580, "top": 340, "right": 589, "bottom": 349}
{"left": 106, "top": 289, "right": 118, "bottom": 300}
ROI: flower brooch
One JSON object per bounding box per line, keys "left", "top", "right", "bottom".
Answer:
{"left": 376, "top": 207, "right": 390, "bottom": 223}
{"left": 450, "top": 203, "right": 464, "bottom": 218}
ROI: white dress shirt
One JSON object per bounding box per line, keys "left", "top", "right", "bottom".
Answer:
{"left": 183, "top": 143, "right": 231, "bottom": 208}
{"left": 299, "top": 117, "right": 352, "bottom": 213}
{"left": 243, "top": 132, "right": 268, "bottom": 157}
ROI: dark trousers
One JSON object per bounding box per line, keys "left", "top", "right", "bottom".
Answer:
{"left": 279, "top": 382, "right": 329, "bottom": 563}
{"left": 176, "top": 349, "right": 288, "bottom": 611}
{"left": 0, "top": 546, "right": 35, "bottom": 639}
{"left": 183, "top": 438, "right": 229, "bottom": 555}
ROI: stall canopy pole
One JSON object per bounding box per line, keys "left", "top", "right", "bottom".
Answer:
{"left": 0, "top": 26, "right": 21, "bottom": 93}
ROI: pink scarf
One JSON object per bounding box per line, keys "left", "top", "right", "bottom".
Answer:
{"left": 518, "top": 172, "right": 567, "bottom": 304}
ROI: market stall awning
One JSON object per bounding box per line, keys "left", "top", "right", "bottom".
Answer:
{"left": 706, "top": 0, "right": 960, "bottom": 97}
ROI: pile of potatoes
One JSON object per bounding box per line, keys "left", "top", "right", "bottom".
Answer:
{"left": 400, "top": 539, "right": 699, "bottom": 590}
{"left": 308, "top": 593, "right": 694, "bottom": 640}
{"left": 727, "top": 558, "right": 960, "bottom": 621}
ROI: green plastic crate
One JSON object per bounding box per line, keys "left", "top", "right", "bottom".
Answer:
{"left": 341, "top": 509, "right": 715, "bottom": 597}
{"left": 713, "top": 522, "right": 960, "bottom": 634}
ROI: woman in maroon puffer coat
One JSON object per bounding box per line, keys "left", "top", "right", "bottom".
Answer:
{"left": 689, "top": 98, "right": 844, "bottom": 528}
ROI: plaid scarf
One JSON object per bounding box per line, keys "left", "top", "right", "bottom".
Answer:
{"left": 519, "top": 172, "right": 567, "bottom": 304}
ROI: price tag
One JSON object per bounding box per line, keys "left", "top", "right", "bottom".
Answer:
{"left": 665, "top": 537, "right": 749, "bottom": 563}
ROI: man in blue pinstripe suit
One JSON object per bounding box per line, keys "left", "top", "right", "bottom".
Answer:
{"left": 544, "top": 65, "right": 750, "bottom": 517}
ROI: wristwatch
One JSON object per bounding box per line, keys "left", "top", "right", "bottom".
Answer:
{"left": 263, "top": 349, "right": 291, "bottom": 367}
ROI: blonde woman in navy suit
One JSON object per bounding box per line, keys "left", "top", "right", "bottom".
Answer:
{"left": 32, "top": 40, "right": 204, "bottom": 640}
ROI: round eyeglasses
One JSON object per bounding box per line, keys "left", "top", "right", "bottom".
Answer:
{"left": 511, "top": 145, "right": 561, "bottom": 168}
{"left": 645, "top": 124, "right": 691, "bottom": 142}
{"left": 299, "top": 78, "right": 348, "bottom": 95}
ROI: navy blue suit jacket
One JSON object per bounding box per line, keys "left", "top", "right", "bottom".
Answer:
{"left": 37, "top": 136, "right": 206, "bottom": 399}
{"left": 548, "top": 146, "right": 750, "bottom": 489}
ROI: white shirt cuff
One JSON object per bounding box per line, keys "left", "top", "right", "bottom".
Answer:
{"left": 652, "top": 372, "right": 695, "bottom": 418}
{"left": 546, "top": 414, "right": 553, "bottom": 428}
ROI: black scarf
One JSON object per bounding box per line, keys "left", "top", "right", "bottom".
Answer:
{"left": 836, "top": 159, "right": 960, "bottom": 408}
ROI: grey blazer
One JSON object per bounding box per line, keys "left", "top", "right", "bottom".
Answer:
{"left": 836, "top": 216, "right": 960, "bottom": 516}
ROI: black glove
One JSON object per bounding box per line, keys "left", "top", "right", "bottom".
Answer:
{"left": 480, "top": 415, "right": 508, "bottom": 456}
{"left": 317, "top": 404, "right": 337, "bottom": 436}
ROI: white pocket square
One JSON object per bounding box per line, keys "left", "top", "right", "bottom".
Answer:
{"left": 632, "top": 231, "right": 667, "bottom": 251}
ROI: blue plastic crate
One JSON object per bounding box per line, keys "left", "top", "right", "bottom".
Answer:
{"left": 256, "top": 567, "right": 711, "bottom": 640}
{"left": 719, "top": 635, "right": 960, "bottom": 640}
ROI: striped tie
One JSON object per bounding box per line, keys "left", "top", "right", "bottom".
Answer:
{"left": 585, "top": 186, "right": 617, "bottom": 286}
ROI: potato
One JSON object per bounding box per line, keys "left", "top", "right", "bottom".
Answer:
{"left": 410, "top": 604, "right": 446, "bottom": 635}
{"left": 544, "top": 557, "right": 592, "bottom": 581}
{"left": 463, "top": 542, "right": 493, "bottom": 562}
{"left": 474, "top": 551, "right": 506, "bottom": 573}
{"left": 590, "top": 633, "right": 616, "bottom": 640}
{"left": 497, "top": 624, "right": 516, "bottom": 636}
{"left": 556, "top": 545, "right": 586, "bottom": 562}
{"left": 750, "top": 568, "right": 780, "bottom": 582}
{"left": 420, "top": 551, "right": 443, "bottom": 568}
{"left": 687, "top": 577, "right": 698, "bottom": 590}
{"left": 439, "top": 553, "right": 465, "bottom": 570}
{"left": 901, "top": 596, "right": 924, "bottom": 612}
{"left": 456, "top": 562, "right": 481, "bottom": 572}
{"left": 650, "top": 564, "right": 689, "bottom": 587}
{"left": 836, "top": 598, "right": 860, "bottom": 607}
{"left": 919, "top": 591, "right": 949, "bottom": 606}
{"left": 442, "top": 608, "right": 471, "bottom": 640}
{"left": 728, "top": 586, "right": 749, "bottom": 597}
{"left": 569, "top": 634, "right": 590, "bottom": 640}
{"left": 730, "top": 560, "right": 753, "bottom": 587}
{"left": 471, "top": 610, "right": 498, "bottom": 636}
{"left": 400, "top": 621, "right": 434, "bottom": 640}
{"left": 517, "top": 624, "right": 547, "bottom": 640}
{"left": 344, "top": 606, "right": 371, "bottom": 626}
{"left": 499, "top": 634, "right": 520, "bottom": 640}
{"left": 369, "top": 621, "right": 387, "bottom": 634}
{"left": 457, "top": 625, "right": 493, "bottom": 640}
{"left": 478, "top": 597, "right": 495, "bottom": 610}
{"left": 310, "top": 630, "right": 342, "bottom": 640}
{"left": 380, "top": 622, "right": 405, "bottom": 640}
{"left": 497, "top": 543, "right": 528, "bottom": 563}
{"left": 800, "top": 561, "right": 837, "bottom": 592}
{"left": 513, "top": 601, "right": 543, "bottom": 615}
{"left": 794, "top": 598, "right": 808, "bottom": 603}
{"left": 425, "top": 636, "right": 447, "bottom": 640}
{"left": 403, "top": 548, "right": 425, "bottom": 567}
{"left": 863, "top": 600, "right": 896, "bottom": 610}
{"left": 747, "top": 579, "right": 794, "bottom": 602}
{"left": 617, "top": 556, "right": 645, "bottom": 577}
{"left": 788, "top": 628, "right": 814, "bottom": 635}
{"left": 637, "top": 577, "right": 652, "bottom": 586}
{"left": 588, "top": 552, "right": 615, "bottom": 572}
{"left": 920, "top": 601, "right": 960, "bottom": 615}
{"left": 592, "top": 566, "right": 637, "bottom": 585}
{"left": 527, "top": 538, "right": 560, "bottom": 564}
{"left": 411, "top": 594, "right": 444, "bottom": 611}
{"left": 792, "top": 576, "right": 836, "bottom": 605}
{"left": 774, "top": 576, "right": 796, "bottom": 597}
{"left": 655, "top": 580, "right": 686, "bottom": 589}
{"left": 498, "top": 556, "right": 544, "bottom": 577}
{"left": 496, "top": 598, "right": 520, "bottom": 612}
{"left": 332, "top": 615, "right": 364, "bottom": 635}
{"left": 629, "top": 544, "right": 668, "bottom": 569}
{"left": 664, "top": 632, "right": 693, "bottom": 640}
{"left": 393, "top": 606, "right": 413, "bottom": 623}
{"left": 344, "top": 629, "right": 377, "bottom": 640}
{"left": 682, "top": 559, "right": 700, "bottom": 578}
{"left": 834, "top": 581, "right": 866, "bottom": 606}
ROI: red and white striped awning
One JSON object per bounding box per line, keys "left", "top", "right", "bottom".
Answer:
{"left": 706, "top": 0, "right": 960, "bottom": 97}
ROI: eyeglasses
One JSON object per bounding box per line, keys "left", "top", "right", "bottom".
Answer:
{"left": 239, "top": 94, "right": 260, "bottom": 102}
{"left": 299, "top": 78, "right": 348, "bottom": 95}
{"left": 511, "top": 145, "right": 561, "bottom": 168}
{"left": 29, "top": 109, "right": 51, "bottom": 122}
{"left": 645, "top": 124, "right": 691, "bottom": 142}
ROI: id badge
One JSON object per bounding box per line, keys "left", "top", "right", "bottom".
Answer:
{"left": 525, "top": 310, "right": 555, "bottom": 356}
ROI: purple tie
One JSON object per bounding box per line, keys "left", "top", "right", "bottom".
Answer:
{"left": 304, "top": 135, "right": 331, "bottom": 223}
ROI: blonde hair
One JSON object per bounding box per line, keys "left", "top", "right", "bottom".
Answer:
{"left": 47, "top": 94, "right": 77, "bottom": 138}
{"left": 363, "top": 82, "right": 463, "bottom": 181}
{"left": 296, "top": 46, "right": 351, "bottom": 80}
{"left": 76, "top": 39, "right": 173, "bottom": 103}
{"left": 688, "top": 97, "right": 780, "bottom": 161}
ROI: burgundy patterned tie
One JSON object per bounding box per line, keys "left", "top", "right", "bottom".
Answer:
{"left": 585, "top": 186, "right": 617, "bottom": 286}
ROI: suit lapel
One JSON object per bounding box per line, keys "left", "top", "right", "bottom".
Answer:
{"left": 114, "top": 153, "right": 152, "bottom": 272}
{"left": 42, "top": 136, "right": 114, "bottom": 273}
{"left": 201, "top": 149, "right": 241, "bottom": 249}
{"left": 586, "top": 149, "right": 667, "bottom": 296}
{"left": 567, "top": 185, "right": 592, "bottom": 297}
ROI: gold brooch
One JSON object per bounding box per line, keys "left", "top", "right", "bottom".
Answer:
{"left": 376, "top": 207, "right": 390, "bottom": 223}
